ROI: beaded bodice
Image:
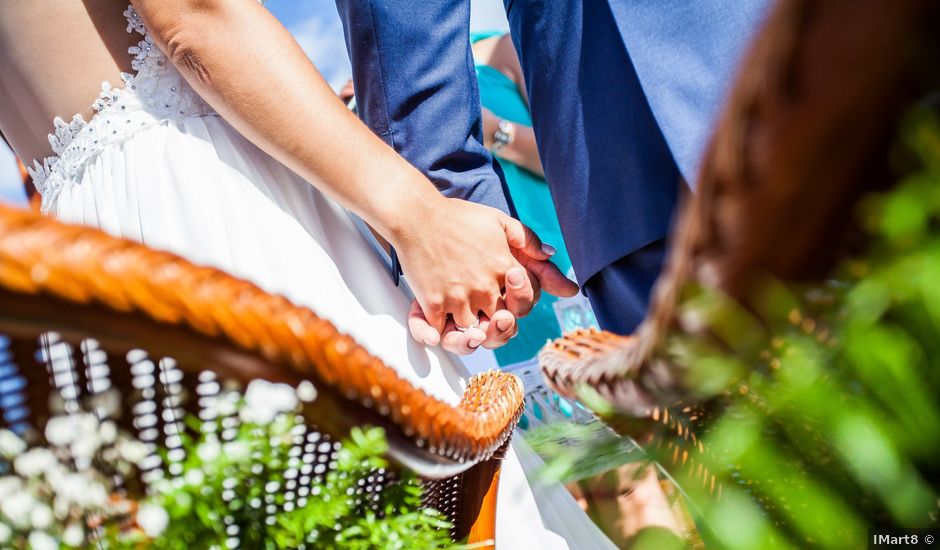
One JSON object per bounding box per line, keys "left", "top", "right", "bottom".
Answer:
{"left": 27, "top": 5, "right": 216, "bottom": 213}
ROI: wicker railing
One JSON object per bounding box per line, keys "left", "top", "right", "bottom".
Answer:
{"left": 0, "top": 203, "right": 525, "bottom": 545}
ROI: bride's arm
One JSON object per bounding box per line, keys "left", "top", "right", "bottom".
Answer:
{"left": 131, "top": 0, "right": 576, "bottom": 347}
{"left": 132, "top": 0, "right": 430, "bottom": 243}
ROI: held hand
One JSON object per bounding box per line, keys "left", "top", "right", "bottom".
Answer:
{"left": 408, "top": 297, "right": 519, "bottom": 355}
{"left": 408, "top": 260, "right": 578, "bottom": 355}
{"left": 508, "top": 246, "right": 580, "bottom": 312}
{"left": 500, "top": 214, "right": 580, "bottom": 312}
{"left": 393, "top": 198, "right": 544, "bottom": 336}
{"left": 408, "top": 203, "right": 578, "bottom": 355}
{"left": 472, "top": 245, "right": 579, "bottom": 352}
{"left": 408, "top": 301, "right": 492, "bottom": 354}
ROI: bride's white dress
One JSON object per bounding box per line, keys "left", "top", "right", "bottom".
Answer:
{"left": 27, "top": 6, "right": 614, "bottom": 549}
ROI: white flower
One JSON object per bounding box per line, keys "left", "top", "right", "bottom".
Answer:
{"left": 1, "top": 491, "right": 36, "bottom": 528}
{"left": 296, "top": 381, "right": 317, "bottom": 403}
{"left": 49, "top": 472, "right": 107, "bottom": 510}
{"left": 49, "top": 473, "right": 83, "bottom": 506}
{"left": 0, "top": 429, "right": 26, "bottom": 457}
{"left": 30, "top": 503, "right": 53, "bottom": 530}
{"left": 79, "top": 478, "right": 108, "bottom": 509}
{"left": 185, "top": 469, "right": 205, "bottom": 486}
{"left": 14, "top": 448, "right": 59, "bottom": 478}
{"left": 99, "top": 421, "right": 118, "bottom": 445}
{"left": 0, "top": 476, "right": 22, "bottom": 499}
{"left": 137, "top": 504, "right": 169, "bottom": 537}
{"left": 45, "top": 414, "right": 103, "bottom": 460}
{"left": 53, "top": 497, "right": 70, "bottom": 521}
{"left": 75, "top": 414, "right": 100, "bottom": 437}
{"left": 241, "top": 380, "right": 298, "bottom": 424}
{"left": 45, "top": 413, "right": 99, "bottom": 448}
{"left": 196, "top": 439, "right": 220, "bottom": 462}
{"left": 116, "top": 439, "right": 149, "bottom": 465}
{"left": 44, "top": 415, "right": 80, "bottom": 447}
{"left": 222, "top": 441, "right": 250, "bottom": 462}
{"left": 62, "top": 523, "right": 85, "bottom": 546}
{"left": 28, "top": 530, "right": 58, "bottom": 550}
{"left": 0, "top": 523, "right": 12, "bottom": 544}
{"left": 70, "top": 433, "right": 102, "bottom": 460}
{"left": 209, "top": 393, "right": 238, "bottom": 417}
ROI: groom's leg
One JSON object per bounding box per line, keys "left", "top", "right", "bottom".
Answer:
{"left": 503, "top": 0, "right": 681, "bottom": 333}
{"left": 334, "top": 0, "right": 511, "bottom": 214}
{"left": 582, "top": 240, "right": 668, "bottom": 335}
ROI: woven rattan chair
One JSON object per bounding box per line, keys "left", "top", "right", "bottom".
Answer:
{"left": 540, "top": 0, "right": 940, "bottom": 439}
{"left": 0, "top": 203, "right": 524, "bottom": 547}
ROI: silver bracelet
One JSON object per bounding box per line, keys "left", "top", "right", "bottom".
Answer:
{"left": 493, "top": 118, "right": 515, "bottom": 153}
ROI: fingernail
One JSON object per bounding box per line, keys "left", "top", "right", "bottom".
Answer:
{"left": 541, "top": 243, "right": 556, "bottom": 256}
{"left": 423, "top": 338, "right": 436, "bottom": 346}
{"left": 507, "top": 269, "right": 526, "bottom": 289}
{"left": 496, "top": 318, "right": 513, "bottom": 332}
{"left": 468, "top": 339, "right": 482, "bottom": 349}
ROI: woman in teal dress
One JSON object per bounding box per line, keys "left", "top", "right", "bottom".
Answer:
{"left": 472, "top": 31, "right": 595, "bottom": 367}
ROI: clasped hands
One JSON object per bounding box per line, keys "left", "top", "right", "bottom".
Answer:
{"left": 392, "top": 197, "right": 579, "bottom": 355}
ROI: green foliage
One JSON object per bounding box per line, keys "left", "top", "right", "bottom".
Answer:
{"left": 533, "top": 108, "right": 940, "bottom": 549}
{"left": 104, "top": 419, "right": 455, "bottom": 550}
{"left": 1, "top": 386, "right": 455, "bottom": 549}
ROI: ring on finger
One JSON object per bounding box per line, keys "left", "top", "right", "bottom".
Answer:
{"left": 454, "top": 319, "right": 481, "bottom": 332}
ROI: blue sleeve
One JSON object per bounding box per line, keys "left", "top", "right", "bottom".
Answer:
{"left": 334, "top": 0, "right": 512, "bottom": 214}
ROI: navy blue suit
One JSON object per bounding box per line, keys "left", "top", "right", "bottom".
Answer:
{"left": 333, "top": 0, "right": 512, "bottom": 214}
{"left": 336, "top": 0, "right": 767, "bottom": 335}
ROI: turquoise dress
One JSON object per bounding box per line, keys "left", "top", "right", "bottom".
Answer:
{"left": 472, "top": 32, "right": 574, "bottom": 366}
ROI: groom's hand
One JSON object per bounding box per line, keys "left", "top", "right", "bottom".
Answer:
{"left": 501, "top": 217, "right": 580, "bottom": 309}
{"left": 470, "top": 253, "right": 579, "bottom": 351}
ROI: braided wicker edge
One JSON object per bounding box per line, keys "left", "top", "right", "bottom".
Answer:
{"left": 0, "top": 204, "right": 524, "bottom": 467}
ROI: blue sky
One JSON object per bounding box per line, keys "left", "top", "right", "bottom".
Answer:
{"left": 0, "top": 150, "right": 21, "bottom": 205}
{"left": 266, "top": 0, "right": 508, "bottom": 87}
{"left": 0, "top": 0, "right": 508, "bottom": 207}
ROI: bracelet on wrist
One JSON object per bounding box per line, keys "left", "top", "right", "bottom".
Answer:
{"left": 492, "top": 118, "right": 515, "bottom": 153}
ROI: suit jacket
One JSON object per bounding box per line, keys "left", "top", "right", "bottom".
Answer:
{"left": 505, "top": 0, "right": 769, "bottom": 283}
{"left": 612, "top": 2, "right": 769, "bottom": 187}
{"left": 338, "top": 0, "right": 768, "bottom": 284}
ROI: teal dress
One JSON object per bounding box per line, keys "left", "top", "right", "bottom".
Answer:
{"left": 472, "top": 32, "right": 574, "bottom": 366}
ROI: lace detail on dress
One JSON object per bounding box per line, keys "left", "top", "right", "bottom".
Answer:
{"left": 28, "top": 5, "right": 217, "bottom": 213}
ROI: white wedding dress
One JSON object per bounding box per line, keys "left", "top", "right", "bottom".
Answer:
{"left": 27, "top": 5, "right": 614, "bottom": 549}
